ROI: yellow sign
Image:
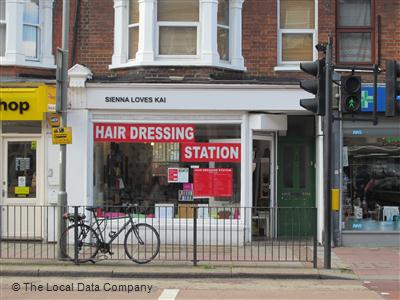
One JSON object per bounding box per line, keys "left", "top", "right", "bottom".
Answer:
{"left": 331, "top": 188, "right": 340, "bottom": 211}
{"left": 47, "top": 113, "right": 61, "bottom": 127}
{"left": 0, "top": 85, "right": 56, "bottom": 121}
{"left": 52, "top": 127, "right": 72, "bottom": 144}
{"left": 31, "top": 141, "right": 37, "bottom": 150}
{"left": 15, "top": 187, "right": 30, "bottom": 195}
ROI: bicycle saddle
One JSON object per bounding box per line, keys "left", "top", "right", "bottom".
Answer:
{"left": 85, "top": 207, "right": 98, "bottom": 212}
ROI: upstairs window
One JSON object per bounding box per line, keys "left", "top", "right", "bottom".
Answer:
{"left": 23, "top": 0, "right": 40, "bottom": 59}
{"left": 0, "top": 1, "right": 5, "bottom": 56}
{"left": 337, "top": 0, "right": 374, "bottom": 64}
{"left": 0, "top": 0, "right": 54, "bottom": 68}
{"left": 157, "top": 0, "right": 199, "bottom": 55}
{"left": 217, "top": 0, "right": 229, "bottom": 61}
{"left": 112, "top": 0, "right": 245, "bottom": 71}
{"left": 278, "top": 0, "right": 316, "bottom": 65}
{"left": 128, "top": 0, "right": 139, "bottom": 60}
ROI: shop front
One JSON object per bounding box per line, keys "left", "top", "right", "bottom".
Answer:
{"left": 0, "top": 84, "right": 56, "bottom": 239}
{"left": 341, "top": 119, "right": 400, "bottom": 246}
{"left": 66, "top": 71, "right": 318, "bottom": 243}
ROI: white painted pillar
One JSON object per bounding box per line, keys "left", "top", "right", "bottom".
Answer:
{"left": 230, "top": 0, "right": 244, "bottom": 69}
{"left": 242, "top": 113, "right": 252, "bottom": 242}
{"left": 136, "top": 0, "right": 155, "bottom": 63}
{"left": 41, "top": 0, "right": 55, "bottom": 66}
{"left": 111, "top": 0, "right": 128, "bottom": 66}
{"left": 200, "top": 0, "right": 219, "bottom": 65}
{"left": 4, "top": 0, "right": 25, "bottom": 64}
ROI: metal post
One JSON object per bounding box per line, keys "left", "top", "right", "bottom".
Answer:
{"left": 373, "top": 64, "right": 378, "bottom": 125}
{"left": 57, "top": 0, "right": 70, "bottom": 259}
{"left": 324, "top": 35, "right": 333, "bottom": 269}
{"left": 313, "top": 208, "right": 318, "bottom": 268}
{"left": 192, "top": 206, "right": 198, "bottom": 266}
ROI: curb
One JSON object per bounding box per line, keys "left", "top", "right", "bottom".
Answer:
{"left": 1, "top": 269, "right": 356, "bottom": 280}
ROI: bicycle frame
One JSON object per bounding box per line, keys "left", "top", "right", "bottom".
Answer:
{"left": 89, "top": 211, "right": 136, "bottom": 246}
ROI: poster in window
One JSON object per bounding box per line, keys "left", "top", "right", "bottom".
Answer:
{"left": 168, "top": 168, "right": 189, "bottom": 183}
{"left": 193, "top": 168, "right": 232, "bottom": 197}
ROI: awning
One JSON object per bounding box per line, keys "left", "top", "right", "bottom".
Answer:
{"left": 0, "top": 85, "right": 56, "bottom": 121}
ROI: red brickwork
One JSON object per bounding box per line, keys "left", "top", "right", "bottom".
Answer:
{"left": 2, "top": 0, "right": 399, "bottom": 82}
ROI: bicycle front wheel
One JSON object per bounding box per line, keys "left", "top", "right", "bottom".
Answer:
{"left": 60, "top": 224, "right": 100, "bottom": 263}
{"left": 124, "top": 223, "right": 160, "bottom": 264}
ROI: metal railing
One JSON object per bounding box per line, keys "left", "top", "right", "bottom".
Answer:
{"left": 0, "top": 205, "right": 317, "bottom": 267}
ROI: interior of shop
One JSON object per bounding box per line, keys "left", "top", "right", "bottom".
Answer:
{"left": 93, "top": 124, "right": 241, "bottom": 219}
{"left": 342, "top": 136, "right": 400, "bottom": 231}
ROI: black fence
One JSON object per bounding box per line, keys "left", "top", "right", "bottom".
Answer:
{"left": 0, "top": 205, "right": 317, "bottom": 267}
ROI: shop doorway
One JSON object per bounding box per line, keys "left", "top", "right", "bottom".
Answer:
{"left": 277, "top": 137, "right": 315, "bottom": 236}
{"left": 1, "top": 138, "right": 43, "bottom": 239}
{"left": 252, "top": 135, "right": 274, "bottom": 239}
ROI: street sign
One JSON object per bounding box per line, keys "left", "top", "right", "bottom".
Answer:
{"left": 52, "top": 127, "right": 72, "bottom": 144}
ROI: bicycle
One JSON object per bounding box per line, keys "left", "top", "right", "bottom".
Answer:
{"left": 60, "top": 205, "right": 160, "bottom": 264}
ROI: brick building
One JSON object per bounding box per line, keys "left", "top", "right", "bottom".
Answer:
{"left": 1, "top": 0, "right": 399, "bottom": 245}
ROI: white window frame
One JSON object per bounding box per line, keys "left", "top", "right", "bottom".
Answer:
{"left": 0, "top": 0, "right": 55, "bottom": 68}
{"left": 127, "top": 0, "right": 139, "bottom": 60}
{"left": 23, "top": 0, "right": 40, "bottom": 61}
{"left": 111, "top": 0, "right": 245, "bottom": 71}
{"left": 275, "top": 0, "right": 318, "bottom": 71}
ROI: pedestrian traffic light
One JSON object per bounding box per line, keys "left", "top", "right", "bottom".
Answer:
{"left": 385, "top": 60, "right": 400, "bottom": 117}
{"left": 341, "top": 75, "right": 362, "bottom": 114}
{"left": 299, "top": 59, "right": 326, "bottom": 116}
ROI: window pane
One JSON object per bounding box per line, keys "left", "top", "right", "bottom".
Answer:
{"left": 24, "top": 0, "right": 39, "bottom": 24}
{"left": 280, "top": 0, "right": 314, "bottom": 29}
{"left": 129, "top": 0, "right": 139, "bottom": 24}
{"left": 128, "top": 26, "right": 139, "bottom": 59}
{"left": 159, "top": 27, "right": 197, "bottom": 55}
{"left": 339, "top": 32, "right": 371, "bottom": 63}
{"left": 1, "top": 121, "right": 42, "bottom": 134}
{"left": 93, "top": 124, "right": 242, "bottom": 215}
{"left": 282, "top": 33, "right": 313, "bottom": 61}
{"left": 7, "top": 141, "right": 37, "bottom": 198}
{"left": 23, "top": 25, "right": 38, "bottom": 58}
{"left": 218, "top": 27, "right": 229, "bottom": 61}
{"left": 338, "top": 0, "right": 371, "bottom": 27}
{"left": 218, "top": 0, "right": 229, "bottom": 26}
{"left": 0, "top": 24, "right": 5, "bottom": 56}
{"left": 299, "top": 145, "right": 310, "bottom": 188}
{"left": 0, "top": 0, "right": 5, "bottom": 20}
{"left": 158, "top": 0, "right": 199, "bottom": 22}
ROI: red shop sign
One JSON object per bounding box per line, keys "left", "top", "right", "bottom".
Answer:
{"left": 94, "top": 123, "right": 195, "bottom": 142}
{"left": 193, "top": 168, "right": 233, "bottom": 197}
{"left": 181, "top": 143, "right": 241, "bottom": 162}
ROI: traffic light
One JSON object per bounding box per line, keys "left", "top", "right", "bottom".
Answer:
{"left": 385, "top": 60, "right": 400, "bottom": 117}
{"left": 299, "top": 59, "right": 326, "bottom": 116}
{"left": 341, "top": 75, "right": 362, "bottom": 114}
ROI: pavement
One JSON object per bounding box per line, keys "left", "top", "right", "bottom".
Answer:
{"left": 0, "top": 246, "right": 398, "bottom": 300}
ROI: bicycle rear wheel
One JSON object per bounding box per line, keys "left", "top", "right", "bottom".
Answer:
{"left": 60, "top": 224, "right": 100, "bottom": 263}
{"left": 124, "top": 223, "right": 160, "bottom": 264}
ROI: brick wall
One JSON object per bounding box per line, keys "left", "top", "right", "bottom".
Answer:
{"left": 3, "top": 0, "right": 399, "bottom": 82}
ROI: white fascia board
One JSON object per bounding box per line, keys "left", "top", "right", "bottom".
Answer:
{"left": 84, "top": 83, "right": 311, "bottom": 112}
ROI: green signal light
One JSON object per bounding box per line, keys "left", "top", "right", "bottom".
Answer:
{"left": 345, "top": 96, "right": 360, "bottom": 112}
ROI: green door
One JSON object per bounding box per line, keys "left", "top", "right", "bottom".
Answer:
{"left": 277, "top": 137, "right": 315, "bottom": 236}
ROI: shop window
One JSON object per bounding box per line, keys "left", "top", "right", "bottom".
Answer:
{"left": 336, "top": 0, "right": 374, "bottom": 64}
{"left": 277, "top": 0, "right": 316, "bottom": 66}
{"left": 111, "top": 0, "right": 245, "bottom": 70}
{"left": 342, "top": 136, "right": 400, "bottom": 231}
{"left": 0, "top": 0, "right": 5, "bottom": 56}
{"left": 93, "top": 123, "right": 241, "bottom": 219}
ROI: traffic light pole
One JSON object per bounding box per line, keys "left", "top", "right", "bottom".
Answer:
{"left": 323, "top": 35, "right": 333, "bottom": 269}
